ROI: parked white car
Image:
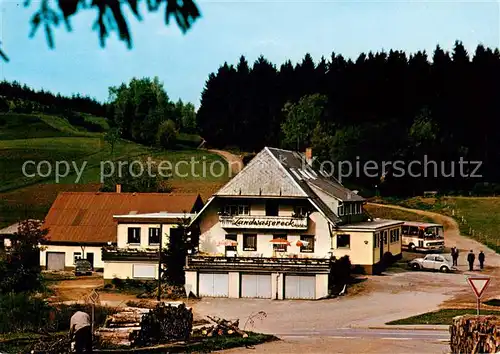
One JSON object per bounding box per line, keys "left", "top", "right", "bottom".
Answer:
{"left": 408, "top": 254, "right": 456, "bottom": 273}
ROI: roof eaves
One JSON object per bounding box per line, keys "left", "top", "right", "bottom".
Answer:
{"left": 189, "top": 196, "right": 215, "bottom": 226}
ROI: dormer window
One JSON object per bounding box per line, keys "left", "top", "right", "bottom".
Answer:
{"left": 293, "top": 206, "right": 309, "bottom": 217}
{"left": 339, "top": 202, "right": 362, "bottom": 216}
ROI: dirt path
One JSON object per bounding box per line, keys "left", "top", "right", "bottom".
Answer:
{"left": 368, "top": 202, "right": 500, "bottom": 267}
{"left": 49, "top": 276, "right": 138, "bottom": 306}
{"left": 207, "top": 149, "right": 244, "bottom": 176}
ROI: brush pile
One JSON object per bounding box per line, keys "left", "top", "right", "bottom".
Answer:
{"left": 28, "top": 334, "right": 71, "bottom": 354}
{"left": 131, "top": 302, "right": 193, "bottom": 347}
{"left": 137, "top": 284, "right": 188, "bottom": 299}
{"left": 192, "top": 315, "right": 249, "bottom": 338}
{"left": 450, "top": 315, "right": 500, "bottom": 353}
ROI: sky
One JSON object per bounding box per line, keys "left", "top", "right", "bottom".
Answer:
{"left": 0, "top": 0, "right": 499, "bottom": 108}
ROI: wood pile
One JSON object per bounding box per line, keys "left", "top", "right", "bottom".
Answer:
{"left": 450, "top": 315, "right": 500, "bottom": 353}
{"left": 104, "top": 307, "right": 150, "bottom": 327}
{"left": 97, "top": 307, "right": 151, "bottom": 346}
{"left": 131, "top": 302, "right": 193, "bottom": 347}
{"left": 192, "top": 315, "right": 249, "bottom": 338}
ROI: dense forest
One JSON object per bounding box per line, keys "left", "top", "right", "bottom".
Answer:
{"left": 197, "top": 41, "right": 500, "bottom": 196}
{"left": 0, "top": 80, "right": 107, "bottom": 117}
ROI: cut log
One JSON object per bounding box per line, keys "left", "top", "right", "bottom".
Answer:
{"left": 450, "top": 315, "right": 500, "bottom": 354}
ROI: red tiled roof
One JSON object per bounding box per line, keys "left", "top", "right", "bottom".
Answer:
{"left": 42, "top": 192, "right": 202, "bottom": 244}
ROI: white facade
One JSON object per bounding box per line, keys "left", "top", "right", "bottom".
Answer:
{"left": 102, "top": 213, "right": 195, "bottom": 280}
{"left": 198, "top": 201, "right": 332, "bottom": 259}
{"left": 40, "top": 245, "right": 104, "bottom": 270}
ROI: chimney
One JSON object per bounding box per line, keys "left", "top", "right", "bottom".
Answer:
{"left": 305, "top": 148, "right": 313, "bottom": 166}
{"left": 116, "top": 184, "right": 121, "bottom": 193}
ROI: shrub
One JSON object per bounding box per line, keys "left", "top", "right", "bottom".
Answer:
{"left": 0, "top": 293, "right": 51, "bottom": 333}
{"left": 156, "top": 119, "right": 178, "bottom": 149}
{"left": 328, "top": 255, "right": 352, "bottom": 293}
{"left": 0, "top": 294, "right": 117, "bottom": 333}
{"left": 111, "top": 277, "right": 123, "bottom": 289}
{"left": 382, "top": 252, "right": 395, "bottom": 266}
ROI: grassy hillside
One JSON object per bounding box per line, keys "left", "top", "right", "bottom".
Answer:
{"left": 364, "top": 204, "right": 433, "bottom": 223}
{"left": 0, "top": 113, "right": 225, "bottom": 228}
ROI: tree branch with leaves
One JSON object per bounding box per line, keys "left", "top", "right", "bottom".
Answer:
{"left": 1, "top": 0, "right": 201, "bottom": 62}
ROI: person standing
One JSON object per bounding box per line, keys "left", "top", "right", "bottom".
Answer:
{"left": 454, "top": 247, "right": 459, "bottom": 266}
{"left": 69, "top": 311, "right": 92, "bottom": 353}
{"left": 478, "top": 251, "right": 485, "bottom": 270}
{"left": 451, "top": 247, "right": 458, "bottom": 266}
{"left": 467, "top": 250, "right": 475, "bottom": 271}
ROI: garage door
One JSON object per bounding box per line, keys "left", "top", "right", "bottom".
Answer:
{"left": 241, "top": 274, "right": 272, "bottom": 299}
{"left": 133, "top": 264, "right": 156, "bottom": 279}
{"left": 47, "top": 252, "right": 65, "bottom": 271}
{"left": 199, "top": 273, "right": 228, "bottom": 297}
{"left": 285, "top": 275, "right": 316, "bottom": 299}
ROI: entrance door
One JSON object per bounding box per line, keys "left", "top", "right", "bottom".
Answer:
{"left": 241, "top": 274, "right": 272, "bottom": 298}
{"left": 47, "top": 252, "right": 65, "bottom": 271}
{"left": 86, "top": 252, "right": 94, "bottom": 270}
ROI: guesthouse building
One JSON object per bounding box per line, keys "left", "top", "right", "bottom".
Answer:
{"left": 185, "top": 147, "right": 403, "bottom": 300}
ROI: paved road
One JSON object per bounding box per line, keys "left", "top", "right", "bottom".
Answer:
{"left": 276, "top": 328, "right": 449, "bottom": 341}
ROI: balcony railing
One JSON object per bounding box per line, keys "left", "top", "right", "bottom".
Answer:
{"left": 185, "top": 255, "right": 331, "bottom": 272}
{"left": 218, "top": 215, "right": 308, "bottom": 230}
{"left": 102, "top": 247, "right": 159, "bottom": 261}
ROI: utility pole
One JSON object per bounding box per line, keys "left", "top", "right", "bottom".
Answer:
{"left": 157, "top": 223, "right": 164, "bottom": 302}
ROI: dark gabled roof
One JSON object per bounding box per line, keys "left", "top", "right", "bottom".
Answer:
{"left": 266, "top": 147, "right": 365, "bottom": 202}
{"left": 196, "top": 147, "right": 365, "bottom": 227}
{"left": 43, "top": 192, "right": 204, "bottom": 244}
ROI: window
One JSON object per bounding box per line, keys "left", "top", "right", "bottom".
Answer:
{"left": 148, "top": 227, "right": 160, "bottom": 245}
{"left": 402, "top": 225, "right": 409, "bottom": 235}
{"left": 273, "top": 234, "right": 287, "bottom": 252}
{"left": 373, "top": 233, "right": 380, "bottom": 248}
{"left": 338, "top": 204, "right": 344, "bottom": 216}
{"left": 127, "top": 227, "right": 141, "bottom": 244}
{"left": 243, "top": 234, "right": 257, "bottom": 251}
{"left": 225, "top": 234, "right": 237, "bottom": 253}
{"left": 266, "top": 201, "right": 279, "bottom": 216}
{"left": 223, "top": 205, "right": 249, "bottom": 216}
{"left": 73, "top": 252, "right": 81, "bottom": 264}
{"left": 435, "top": 256, "right": 444, "bottom": 262}
{"left": 395, "top": 229, "right": 400, "bottom": 242}
{"left": 383, "top": 231, "right": 388, "bottom": 245}
{"left": 300, "top": 235, "right": 315, "bottom": 253}
{"left": 390, "top": 230, "right": 394, "bottom": 243}
{"left": 294, "top": 206, "right": 309, "bottom": 217}
{"left": 337, "top": 234, "right": 350, "bottom": 248}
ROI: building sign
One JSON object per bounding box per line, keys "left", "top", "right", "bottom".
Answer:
{"left": 219, "top": 216, "right": 307, "bottom": 229}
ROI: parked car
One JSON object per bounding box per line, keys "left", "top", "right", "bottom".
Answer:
{"left": 74, "top": 259, "right": 92, "bottom": 276}
{"left": 408, "top": 254, "right": 456, "bottom": 273}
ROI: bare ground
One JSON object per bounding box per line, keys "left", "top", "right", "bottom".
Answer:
{"left": 48, "top": 275, "right": 139, "bottom": 306}
{"left": 207, "top": 149, "right": 244, "bottom": 176}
